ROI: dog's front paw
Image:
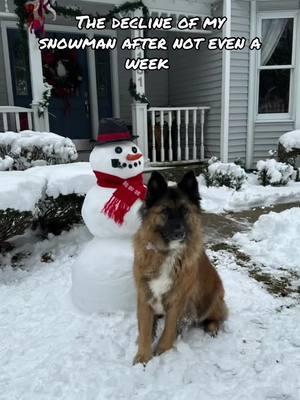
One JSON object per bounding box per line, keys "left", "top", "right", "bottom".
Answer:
{"left": 133, "top": 351, "right": 152, "bottom": 366}
{"left": 154, "top": 343, "right": 173, "bottom": 356}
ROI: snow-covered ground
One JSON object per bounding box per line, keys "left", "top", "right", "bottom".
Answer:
{"left": 1, "top": 226, "right": 300, "bottom": 400}
{"left": 1, "top": 163, "right": 300, "bottom": 214}
{"left": 199, "top": 174, "right": 300, "bottom": 214}
{"left": 234, "top": 207, "right": 300, "bottom": 273}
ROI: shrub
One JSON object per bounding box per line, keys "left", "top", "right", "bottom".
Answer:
{"left": 257, "top": 159, "right": 294, "bottom": 186}
{"left": 0, "top": 130, "right": 77, "bottom": 170}
{"left": 204, "top": 161, "right": 247, "bottom": 190}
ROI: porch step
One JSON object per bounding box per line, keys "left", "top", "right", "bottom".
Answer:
{"left": 144, "top": 160, "right": 208, "bottom": 183}
{"left": 77, "top": 150, "right": 91, "bottom": 162}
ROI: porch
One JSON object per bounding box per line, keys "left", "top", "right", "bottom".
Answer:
{"left": 0, "top": 0, "right": 219, "bottom": 166}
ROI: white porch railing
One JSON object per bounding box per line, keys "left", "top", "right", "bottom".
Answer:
{"left": 147, "top": 106, "right": 209, "bottom": 165}
{"left": 0, "top": 106, "right": 35, "bottom": 132}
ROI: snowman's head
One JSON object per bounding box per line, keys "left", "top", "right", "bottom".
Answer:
{"left": 90, "top": 141, "right": 144, "bottom": 178}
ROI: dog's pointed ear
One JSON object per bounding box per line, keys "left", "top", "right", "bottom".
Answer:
{"left": 178, "top": 171, "right": 200, "bottom": 206}
{"left": 145, "top": 171, "right": 168, "bottom": 208}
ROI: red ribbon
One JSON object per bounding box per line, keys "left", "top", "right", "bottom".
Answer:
{"left": 93, "top": 171, "right": 147, "bottom": 225}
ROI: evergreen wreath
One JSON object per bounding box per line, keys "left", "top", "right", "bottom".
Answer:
{"left": 42, "top": 48, "right": 83, "bottom": 98}
{"left": 14, "top": 0, "right": 150, "bottom": 106}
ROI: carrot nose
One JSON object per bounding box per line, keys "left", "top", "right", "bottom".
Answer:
{"left": 126, "top": 153, "right": 143, "bottom": 161}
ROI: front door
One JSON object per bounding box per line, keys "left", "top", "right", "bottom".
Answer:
{"left": 41, "top": 32, "right": 91, "bottom": 139}
{"left": 7, "top": 29, "right": 113, "bottom": 139}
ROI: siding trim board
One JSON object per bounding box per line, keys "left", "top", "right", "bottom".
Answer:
{"left": 220, "top": 0, "right": 232, "bottom": 162}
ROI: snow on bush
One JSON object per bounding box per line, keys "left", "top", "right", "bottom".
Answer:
{"left": 257, "top": 159, "right": 293, "bottom": 186}
{"left": 0, "top": 162, "right": 94, "bottom": 212}
{"left": 0, "top": 171, "right": 46, "bottom": 212}
{"left": 24, "top": 162, "right": 95, "bottom": 199}
{"left": 279, "top": 130, "right": 300, "bottom": 152}
{"left": 0, "top": 155, "right": 13, "bottom": 171}
{"left": 0, "top": 130, "right": 78, "bottom": 170}
{"left": 204, "top": 161, "right": 247, "bottom": 190}
{"left": 234, "top": 208, "right": 300, "bottom": 272}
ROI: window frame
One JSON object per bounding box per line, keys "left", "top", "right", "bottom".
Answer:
{"left": 256, "top": 11, "right": 298, "bottom": 122}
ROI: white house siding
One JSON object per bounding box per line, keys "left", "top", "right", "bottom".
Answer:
{"left": 253, "top": 122, "right": 295, "bottom": 164}
{"left": 257, "top": 0, "right": 300, "bottom": 12}
{"left": 167, "top": 2, "right": 224, "bottom": 159}
{"left": 228, "top": 0, "right": 250, "bottom": 163}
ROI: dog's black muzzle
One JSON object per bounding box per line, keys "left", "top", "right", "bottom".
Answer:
{"left": 160, "top": 220, "right": 187, "bottom": 243}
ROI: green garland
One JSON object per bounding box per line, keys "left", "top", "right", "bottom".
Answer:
{"left": 14, "top": 0, "right": 150, "bottom": 105}
{"left": 129, "top": 79, "right": 150, "bottom": 106}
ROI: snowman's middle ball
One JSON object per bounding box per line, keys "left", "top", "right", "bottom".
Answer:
{"left": 82, "top": 141, "right": 145, "bottom": 238}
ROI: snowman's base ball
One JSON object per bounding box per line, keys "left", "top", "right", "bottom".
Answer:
{"left": 71, "top": 237, "right": 136, "bottom": 313}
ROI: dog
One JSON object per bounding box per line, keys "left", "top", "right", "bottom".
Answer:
{"left": 133, "top": 171, "right": 228, "bottom": 365}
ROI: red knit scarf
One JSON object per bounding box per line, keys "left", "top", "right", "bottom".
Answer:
{"left": 93, "top": 171, "right": 147, "bottom": 225}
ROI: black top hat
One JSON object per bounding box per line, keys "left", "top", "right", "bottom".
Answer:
{"left": 96, "top": 118, "right": 138, "bottom": 145}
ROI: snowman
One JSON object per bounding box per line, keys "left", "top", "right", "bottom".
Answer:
{"left": 71, "top": 118, "right": 146, "bottom": 313}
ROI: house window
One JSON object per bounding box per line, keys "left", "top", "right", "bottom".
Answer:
{"left": 257, "top": 16, "right": 295, "bottom": 118}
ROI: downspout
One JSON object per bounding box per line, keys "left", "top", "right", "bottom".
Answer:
{"left": 246, "top": 0, "right": 257, "bottom": 169}
{"left": 220, "top": 0, "right": 231, "bottom": 162}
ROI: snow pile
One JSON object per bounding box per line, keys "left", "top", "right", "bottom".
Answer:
{"left": 233, "top": 208, "right": 300, "bottom": 271}
{"left": 257, "top": 159, "right": 294, "bottom": 186}
{"left": 24, "top": 162, "right": 95, "bottom": 198}
{"left": 199, "top": 174, "right": 300, "bottom": 213}
{"left": 0, "top": 155, "right": 13, "bottom": 171}
{"left": 279, "top": 130, "right": 300, "bottom": 152}
{"left": 0, "top": 162, "right": 95, "bottom": 211}
{"left": 0, "top": 130, "right": 78, "bottom": 170}
{"left": 0, "top": 171, "right": 46, "bottom": 212}
{"left": 204, "top": 161, "right": 247, "bottom": 190}
{"left": 1, "top": 227, "right": 300, "bottom": 399}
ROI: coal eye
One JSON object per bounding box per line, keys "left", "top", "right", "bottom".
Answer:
{"left": 132, "top": 146, "right": 138, "bottom": 153}
{"left": 115, "top": 146, "right": 122, "bottom": 154}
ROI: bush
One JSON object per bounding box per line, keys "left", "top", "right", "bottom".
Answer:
{"left": 204, "top": 161, "right": 247, "bottom": 190}
{"left": 0, "top": 194, "right": 85, "bottom": 246}
{"left": 0, "top": 130, "right": 77, "bottom": 170}
{"left": 0, "top": 209, "right": 33, "bottom": 243}
{"left": 38, "top": 194, "right": 84, "bottom": 235}
{"left": 257, "top": 159, "right": 294, "bottom": 186}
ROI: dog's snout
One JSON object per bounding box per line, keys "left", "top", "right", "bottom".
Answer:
{"left": 173, "top": 228, "right": 186, "bottom": 241}
{"left": 165, "top": 221, "right": 186, "bottom": 241}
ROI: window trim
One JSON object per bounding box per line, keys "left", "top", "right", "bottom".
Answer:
{"left": 255, "top": 11, "right": 298, "bottom": 122}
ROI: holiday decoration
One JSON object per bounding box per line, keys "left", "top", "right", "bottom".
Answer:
{"left": 24, "top": 0, "right": 56, "bottom": 38}
{"left": 71, "top": 118, "right": 146, "bottom": 313}
{"left": 37, "top": 80, "right": 52, "bottom": 116}
{"left": 129, "top": 78, "right": 150, "bottom": 106}
{"left": 14, "top": 0, "right": 149, "bottom": 105}
{"left": 41, "top": 49, "right": 83, "bottom": 113}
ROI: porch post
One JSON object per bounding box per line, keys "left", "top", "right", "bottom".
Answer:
{"left": 27, "top": 30, "right": 48, "bottom": 131}
{"left": 131, "top": 9, "right": 149, "bottom": 163}
{"left": 86, "top": 33, "right": 99, "bottom": 140}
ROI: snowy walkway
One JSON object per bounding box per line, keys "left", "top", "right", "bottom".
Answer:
{"left": 1, "top": 226, "right": 300, "bottom": 400}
